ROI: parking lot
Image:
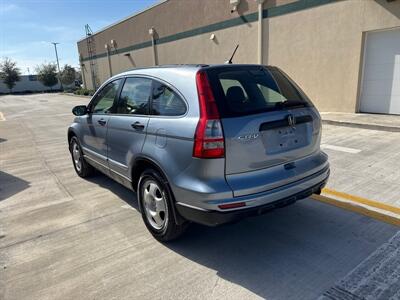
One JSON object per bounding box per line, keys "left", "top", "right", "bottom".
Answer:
{"left": 0, "top": 93, "right": 399, "bottom": 299}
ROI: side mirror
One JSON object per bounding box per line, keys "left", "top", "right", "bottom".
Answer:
{"left": 72, "top": 105, "right": 88, "bottom": 116}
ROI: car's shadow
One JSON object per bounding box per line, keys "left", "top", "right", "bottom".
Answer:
{"left": 85, "top": 173, "right": 398, "bottom": 299}
{"left": 85, "top": 173, "right": 139, "bottom": 210}
{"left": 0, "top": 171, "right": 30, "bottom": 201}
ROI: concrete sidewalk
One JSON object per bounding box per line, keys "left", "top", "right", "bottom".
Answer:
{"left": 321, "top": 123, "right": 400, "bottom": 208}
{"left": 321, "top": 112, "right": 400, "bottom": 132}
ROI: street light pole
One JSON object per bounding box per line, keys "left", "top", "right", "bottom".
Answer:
{"left": 51, "top": 42, "right": 63, "bottom": 90}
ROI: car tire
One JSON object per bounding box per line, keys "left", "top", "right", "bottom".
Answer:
{"left": 138, "top": 168, "right": 187, "bottom": 242}
{"left": 69, "top": 136, "right": 94, "bottom": 178}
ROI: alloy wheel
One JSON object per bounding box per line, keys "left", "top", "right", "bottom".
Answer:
{"left": 142, "top": 180, "right": 168, "bottom": 230}
{"left": 72, "top": 142, "right": 82, "bottom": 172}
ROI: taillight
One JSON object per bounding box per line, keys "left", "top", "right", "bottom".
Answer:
{"left": 193, "top": 71, "right": 225, "bottom": 159}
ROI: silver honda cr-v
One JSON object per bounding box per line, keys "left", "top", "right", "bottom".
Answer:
{"left": 68, "top": 64, "right": 329, "bottom": 241}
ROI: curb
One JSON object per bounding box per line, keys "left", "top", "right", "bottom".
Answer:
{"left": 311, "top": 190, "right": 400, "bottom": 227}
{"left": 321, "top": 119, "right": 400, "bottom": 132}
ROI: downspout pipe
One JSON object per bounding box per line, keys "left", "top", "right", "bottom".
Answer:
{"left": 105, "top": 44, "right": 113, "bottom": 77}
{"left": 79, "top": 55, "right": 87, "bottom": 89}
{"left": 149, "top": 27, "right": 158, "bottom": 66}
{"left": 81, "top": 64, "right": 87, "bottom": 89}
{"left": 256, "top": 0, "right": 265, "bottom": 65}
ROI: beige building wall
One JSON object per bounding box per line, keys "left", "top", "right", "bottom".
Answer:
{"left": 155, "top": 23, "right": 258, "bottom": 65}
{"left": 77, "top": 0, "right": 259, "bottom": 59}
{"left": 82, "top": 49, "right": 155, "bottom": 88}
{"left": 265, "top": 0, "right": 400, "bottom": 112}
{"left": 81, "top": 22, "right": 258, "bottom": 89}
{"left": 109, "top": 47, "right": 155, "bottom": 76}
{"left": 78, "top": 0, "right": 400, "bottom": 113}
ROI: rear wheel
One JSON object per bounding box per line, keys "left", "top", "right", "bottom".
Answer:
{"left": 69, "top": 136, "right": 94, "bottom": 178}
{"left": 138, "top": 169, "right": 187, "bottom": 241}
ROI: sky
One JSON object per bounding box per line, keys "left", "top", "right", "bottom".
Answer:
{"left": 0, "top": 0, "right": 158, "bottom": 74}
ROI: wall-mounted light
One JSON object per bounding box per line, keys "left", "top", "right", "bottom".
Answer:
{"left": 110, "top": 39, "right": 116, "bottom": 48}
{"left": 210, "top": 33, "right": 216, "bottom": 40}
{"left": 230, "top": 0, "right": 241, "bottom": 13}
{"left": 104, "top": 44, "right": 109, "bottom": 50}
{"left": 149, "top": 27, "right": 155, "bottom": 37}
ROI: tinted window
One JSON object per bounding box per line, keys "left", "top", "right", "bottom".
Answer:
{"left": 91, "top": 79, "right": 122, "bottom": 114}
{"left": 207, "top": 66, "right": 311, "bottom": 117}
{"left": 151, "top": 81, "right": 186, "bottom": 116}
{"left": 117, "top": 77, "right": 152, "bottom": 115}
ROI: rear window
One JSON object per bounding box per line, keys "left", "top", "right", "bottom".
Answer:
{"left": 207, "top": 66, "right": 312, "bottom": 117}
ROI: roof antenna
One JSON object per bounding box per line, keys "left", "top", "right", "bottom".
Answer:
{"left": 225, "top": 44, "right": 239, "bottom": 64}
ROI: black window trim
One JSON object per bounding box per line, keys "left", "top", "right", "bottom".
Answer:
{"left": 88, "top": 77, "right": 124, "bottom": 115}
{"left": 110, "top": 74, "right": 188, "bottom": 118}
{"left": 115, "top": 76, "right": 152, "bottom": 116}
{"left": 149, "top": 78, "right": 188, "bottom": 118}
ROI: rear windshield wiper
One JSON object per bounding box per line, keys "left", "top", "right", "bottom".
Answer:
{"left": 275, "top": 100, "right": 305, "bottom": 108}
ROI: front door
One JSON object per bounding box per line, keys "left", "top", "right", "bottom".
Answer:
{"left": 107, "top": 77, "right": 152, "bottom": 183}
{"left": 80, "top": 79, "right": 122, "bottom": 170}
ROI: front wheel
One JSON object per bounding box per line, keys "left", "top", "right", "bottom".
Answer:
{"left": 69, "top": 136, "right": 94, "bottom": 178}
{"left": 138, "top": 169, "right": 187, "bottom": 241}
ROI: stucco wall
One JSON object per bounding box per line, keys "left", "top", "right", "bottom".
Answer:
{"left": 78, "top": 0, "right": 400, "bottom": 112}
{"left": 265, "top": 0, "right": 400, "bottom": 112}
{"left": 155, "top": 23, "right": 258, "bottom": 65}
{"left": 77, "top": 0, "right": 259, "bottom": 59}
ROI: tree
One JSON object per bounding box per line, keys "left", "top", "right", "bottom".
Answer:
{"left": 60, "top": 64, "right": 76, "bottom": 86}
{"left": 0, "top": 57, "right": 21, "bottom": 93}
{"left": 36, "top": 63, "right": 58, "bottom": 90}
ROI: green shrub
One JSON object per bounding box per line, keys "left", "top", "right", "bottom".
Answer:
{"left": 74, "top": 88, "right": 94, "bottom": 96}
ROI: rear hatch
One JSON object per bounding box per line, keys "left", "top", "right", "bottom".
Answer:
{"left": 206, "top": 65, "right": 322, "bottom": 194}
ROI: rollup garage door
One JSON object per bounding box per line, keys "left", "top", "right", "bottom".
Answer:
{"left": 360, "top": 28, "right": 400, "bottom": 115}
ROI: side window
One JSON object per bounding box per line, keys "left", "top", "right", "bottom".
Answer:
{"left": 117, "top": 77, "right": 152, "bottom": 115}
{"left": 257, "top": 84, "right": 287, "bottom": 103}
{"left": 91, "top": 79, "right": 122, "bottom": 114}
{"left": 151, "top": 81, "right": 186, "bottom": 116}
{"left": 220, "top": 79, "right": 248, "bottom": 100}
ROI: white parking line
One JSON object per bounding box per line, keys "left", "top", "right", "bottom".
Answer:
{"left": 321, "top": 144, "right": 361, "bottom": 154}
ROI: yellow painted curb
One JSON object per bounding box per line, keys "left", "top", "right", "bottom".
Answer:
{"left": 311, "top": 194, "right": 400, "bottom": 227}
{"left": 322, "top": 188, "right": 400, "bottom": 215}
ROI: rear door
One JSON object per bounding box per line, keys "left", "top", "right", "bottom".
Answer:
{"left": 106, "top": 77, "right": 152, "bottom": 182}
{"left": 207, "top": 66, "right": 321, "bottom": 176}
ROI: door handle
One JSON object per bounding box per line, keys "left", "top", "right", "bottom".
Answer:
{"left": 97, "top": 119, "right": 107, "bottom": 126}
{"left": 131, "top": 121, "right": 145, "bottom": 130}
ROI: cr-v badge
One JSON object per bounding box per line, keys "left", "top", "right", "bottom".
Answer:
{"left": 237, "top": 133, "right": 260, "bottom": 141}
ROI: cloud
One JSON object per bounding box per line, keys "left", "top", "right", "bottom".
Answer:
{"left": 0, "top": 41, "right": 49, "bottom": 56}
{"left": 0, "top": 3, "right": 19, "bottom": 14}
{"left": 18, "top": 22, "right": 69, "bottom": 33}
{"left": 0, "top": 49, "right": 20, "bottom": 56}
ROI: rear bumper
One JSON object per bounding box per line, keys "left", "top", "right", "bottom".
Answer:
{"left": 175, "top": 168, "right": 329, "bottom": 226}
